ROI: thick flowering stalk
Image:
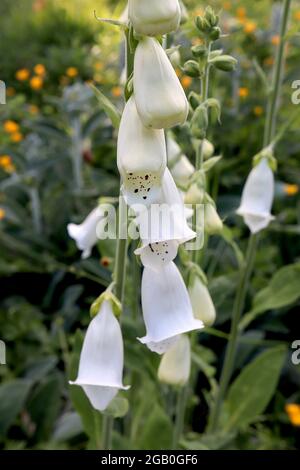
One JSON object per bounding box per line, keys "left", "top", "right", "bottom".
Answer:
{"left": 139, "top": 261, "right": 204, "bottom": 354}
{"left": 70, "top": 300, "right": 129, "bottom": 411}
{"left": 134, "top": 37, "right": 189, "bottom": 129}
{"left": 67, "top": 206, "right": 104, "bottom": 259}
{"left": 128, "top": 0, "right": 181, "bottom": 36}
{"left": 158, "top": 335, "right": 191, "bottom": 386}
{"left": 237, "top": 157, "right": 275, "bottom": 234}
{"left": 117, "top": 95, "right": 167, "bottom": 206}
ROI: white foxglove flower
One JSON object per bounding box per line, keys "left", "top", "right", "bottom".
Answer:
{"left": 205, "top": 203, "right": 223, "bottom": 234}
{"left": 134, "top": 38, "right": 189, "bottom": 129}
{"left": 158, "top": 335, "right": 191, "bottom": 386}
{"left": 236, "top": 158, "right": 275, "bottom": 234}
{"left": 189, "top": 276, "right": 216, "bottom": 327}
{"left": 128, "top": 0, "right": 181, "bottom": 36}
{"left": 139, "top": 262, "right": 204, "bottom": 354}
{"left": 167, "top": 135, "right": 194, "bottom": 187}
{"left": 67, "top": 207, "right": 104, "bottom": 259}
{"left": 135, "top": 169, "right": 195, "bottom": 270}
{"left": 117, "top": 95, "right": 167, "bottom": 206}
{"left": 70, "top": 300, "right": 129, "bottom": 411}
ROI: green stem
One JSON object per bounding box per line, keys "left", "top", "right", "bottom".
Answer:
{"left": 29, "top": 186, "right": 42, "bottom": 234}
{"left": 172, "top": 385, "right": 189, "bottom": 449}
{"left": 102, "top": 414, "right": 114, "bottom": 450}
{"left": 209, "top": 0, "right": 292, "bottom": 433}
{"left": 71, "top": 117, "right": 83, "bottom": 191}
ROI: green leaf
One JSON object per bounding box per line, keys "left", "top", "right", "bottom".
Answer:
{"left": 224, "top": 346, "right": 287, "bottom": 431}
{"left": 136, "top": 404, "right": 173, "bottom": 450}
{"left": 0, "top": 379, "right": 32, "bottom": 437}
{"left": 202, "top": 155, "right": 222, "bottom": 172}
{"left": 240, "top": 262, "right": 300, "bottom": 330}
{"left": 90, "top": 85, "right": 121, "bottom": 129}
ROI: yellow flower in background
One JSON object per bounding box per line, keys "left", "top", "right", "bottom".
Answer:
{"left": 10, "top": 132, "right": 23, "bottom": 143}
{"left": 0, "top": 155, "right": 15, "bottom": 173}
{"left": 28, "top": 105, "right": 39, "bottom": 115}
{"left": 16, "top": 68, "right": 30, "bottom": 81}
{"left": 244, "top": 21, "right": 257, "bottom": 34}
{"left": 285, "top": 404, "right": 300, "bottom": 426}
{"left": 238, "top": 87, "right": 249, "bottom": 98}
{"left": 7, "top": 87, "right": 16, "bottom": 97}
{"left": 0, "top": 208, "right": 5, "bottom": 220}
{"left": 236, "top": 7, "right": 246, "bottom": 19}
{"left": 3, "top": 120, "right": 20, "bottom": 134}
{"left": 30, "top": 76, "right": 43, "bottom": 90}
{"left": 264, "top": 57, "right": 275, "bottom": 67}
{"left": 294, "top": 11, "right": 300, "bottom": 20}
{"left": 94, "top": 62, "right": 104, "bottom": 71}
{"left": 271, "top": 35, "right": 280, "bottom": 46}
{"left": 34, "top": 64, "right": 46, "bottom": 76}
{"left": 112, "top": 86, "right": 122, "bottom": 98}
{"left": 181, "top": 75, "right": 192, "bottom": 89}
{"left": 253, "top": 106, "right": 264, "bottom": 116}
{"left": 66, "top": 67, "right": 78, "bottom": 78}
{"left": 284, "top": 184, "right": 299, "bottom": 196}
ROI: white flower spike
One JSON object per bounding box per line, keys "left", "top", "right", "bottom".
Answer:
{"left": 236, "top": 158, "right": 275, "bottom": 234}
{"left": 158, "top": 335, "right": 191, "bottom": 386}
{"left": 139, "top": 262, "right": 204, "bottom": 354}
{"left": 67, "top": 207, "right": 103, "bottom": 259}
{"left": 117, "top": 95, "right": 166, "bottom": 206}
{"left": 70, "top": 300, "right": 129, "bottom": 411}
{"left": 134, "top": 169, "right": 196, "bottom": 270}
{"left": 128, "top": 0, "right": 181, "bottom": 36}
{"left": 134, "top": 37, "right": 189, "bottom": 129}
{"left": 189, "top": 276, "right": 216, "bottom": 327}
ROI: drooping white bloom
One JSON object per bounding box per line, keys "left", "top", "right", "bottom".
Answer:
{"left": 134, "top": 169, "right": 195, "bottom": 270}
{"left": 67, "top": 207, "right": 103, "bottom": 259}
{"left": 139, "top": 262, "right": 204, "bottom": 354}
{"left": 134, "top": 37, "right": 189, "bottom": 129}
{"left": 70, "top": 300, "right": 129, "bottom": 411}
{"left": 158, "top": 335, "right": 191, "bottom": 386}
{"left": 117, "top": 95, "right": 167, "bottom": 206}
{"left": 189, "top": 276, "right": 216, "bottom": 327}
{"left": 167, "top": 135, "right": 194, "bottom": 187}
{"left": 236, "top": 158, "right": 275, "bottom": 234}
{"left": 128, "top": 0, "right": 181, "bottom": 36}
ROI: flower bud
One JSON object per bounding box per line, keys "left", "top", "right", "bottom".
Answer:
{"left": 191, "top": 105, "right": 208, "bottom": 139}
{"left": 209, "top": 26, "right": 221, "bottom": 41}
{"left": 204, "top": 203, "right": 223, "bottom": 234}
{"left": 191, "top": 45, "right": 207, "bottom": 59}
{"left": 128, "top": 0, "right": 181, "bottom": 36}
{"left": 167, "top": 135, "right": 194, "bottom": 187}
{"left": 182, "top": 60, "right": 200, "bottom": 78}
{"left": 184, "top": 183, "right": 205, "bottom": 204}
{"left": 168, "top": 48, "right": 181, "bottom": 68}
{"left": 158, "top": 335, "right": 191, "bottom": 386}
{"left": 204, "top": 6, "right": 218, "bottom": 27}
{"left": 209, "top": 55, "right": 237, "bottom": 72}
{"left": 134, "top": 37, "right": 189, "bottom": 129}
{"left": 189, "top": 276, "right": 216, "bottom": 327}
{"left": 201, "top": 138, "right": 215, "bottom": 160}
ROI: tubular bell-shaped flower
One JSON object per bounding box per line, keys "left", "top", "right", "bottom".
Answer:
{"left": 70, "top": 300, "right": 129, "bottom": 411}
{"left": 189, "top": 275, "right": 216, "bottom": 327}
{"left": 167, "top": 135, "right": 194, "bottom": 187}
{"left": 134, "top": 37, "right": 189, "bottom": 129}
{"left": 236, "top": 158, "right": 275, "bottom": 234}
{"left": 128, "top": 0, "right": 181, "bottom": 36}
{"left": 158, "top": 334, "right": 191, "bottom": 386}
{"left": 117, "top": 95, "right": 167, "bottom": 206}
{"left": 139, "top": 262, "right": 204, "bottom": 354}
{"left": 134, "top": 169, "right": 195, "bottom": 270}
{"left": 67, "top": 206, "right": 104, "bottom": 259}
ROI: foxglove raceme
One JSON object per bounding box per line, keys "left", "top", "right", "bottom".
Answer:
{"left": 117, "top": 95, "right": 167, "bottom": 206}
{"left": 158, "top": 334, "right": 191, "bottom": 386}
{"left": 236, "top": 158, "right": 275, "bottom": 234}
{"left": 134, "top": 38, "right": 189, "bottom": 129}
{"left": 70, "top": 300, "right": 129, "bottom": 411}
{"left": 67, "top": 207, "right": 104, "bottom": 259}
{"left": 189, "top": 276, "right": 216, "bottom": 326}
{"left": 128, "top": 0, "right": 181, "bottom": 36}
{"left": 139, "top": 261, "right": 204, "bottom": 354}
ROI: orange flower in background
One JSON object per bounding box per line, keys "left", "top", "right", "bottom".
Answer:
{"left": 34, "top": 64, "right": 46, "bottom": 76}
{"left": 236, "top": 7, "right": 246, "bottom": 19}
{"left": 16, "top": 68, "right": 30, "bottom": 81}
{"left": 66, "top": 67, "right": 79, "bottom": 78}
{"left": 253, "top": 106, "right": 264, "bottom": 116}
{"left": 0, "top": 155, "right": 16, "bottom": 173}
{"left": 264, "top": 56, "right": 275, "bottom": 67}
{"left": 33, "top": 0, "right": 47, "bottom": 12}
{"left": 10, "top": 132, "right": 23, "bottom": 143}
{"left": 244, "top": 21, "right": 257, "bottom": 34}
{"left": 94, "top": 62, "right": 104, "bottom": 71}
{"left": 112, "top": 86, "right": 122, "bottom": 98}
{"left": 28, "top": 105, "right": 39, "bottom": 115}
{"left": 181, "top": 76, "right": 192, "bottom": 89}
{"left": 285, "top": 404, "right": 300, "bottom": 426}
{"left": 294, "top": 11, "right": 300, "bottom": 20}
{"left": 238, "top": 87, "right": 249, "bottom": 98}
{"left": 3, "top": 120, "right": 19, "bottom": 134}
{"left": 271, "top": 35, "right": 280, "bottom": 46}
{"left": 30, "top": 76, "right": 43, "bottom": 90}
{"left": 0, "top": 208, "right": 5, "bottom": 220}
{"left": 7, "top": 87, "right": 16, "bottom": 97}
{"left": 223, "top": 1, "right": 231, "bottom": 10}
{"left": 284, "top": 184, "right": 299, "bottom": 196}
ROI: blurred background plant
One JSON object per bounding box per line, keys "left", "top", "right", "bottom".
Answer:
{"left": 0, "top": 0, "right": 300, "bottom": 450}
